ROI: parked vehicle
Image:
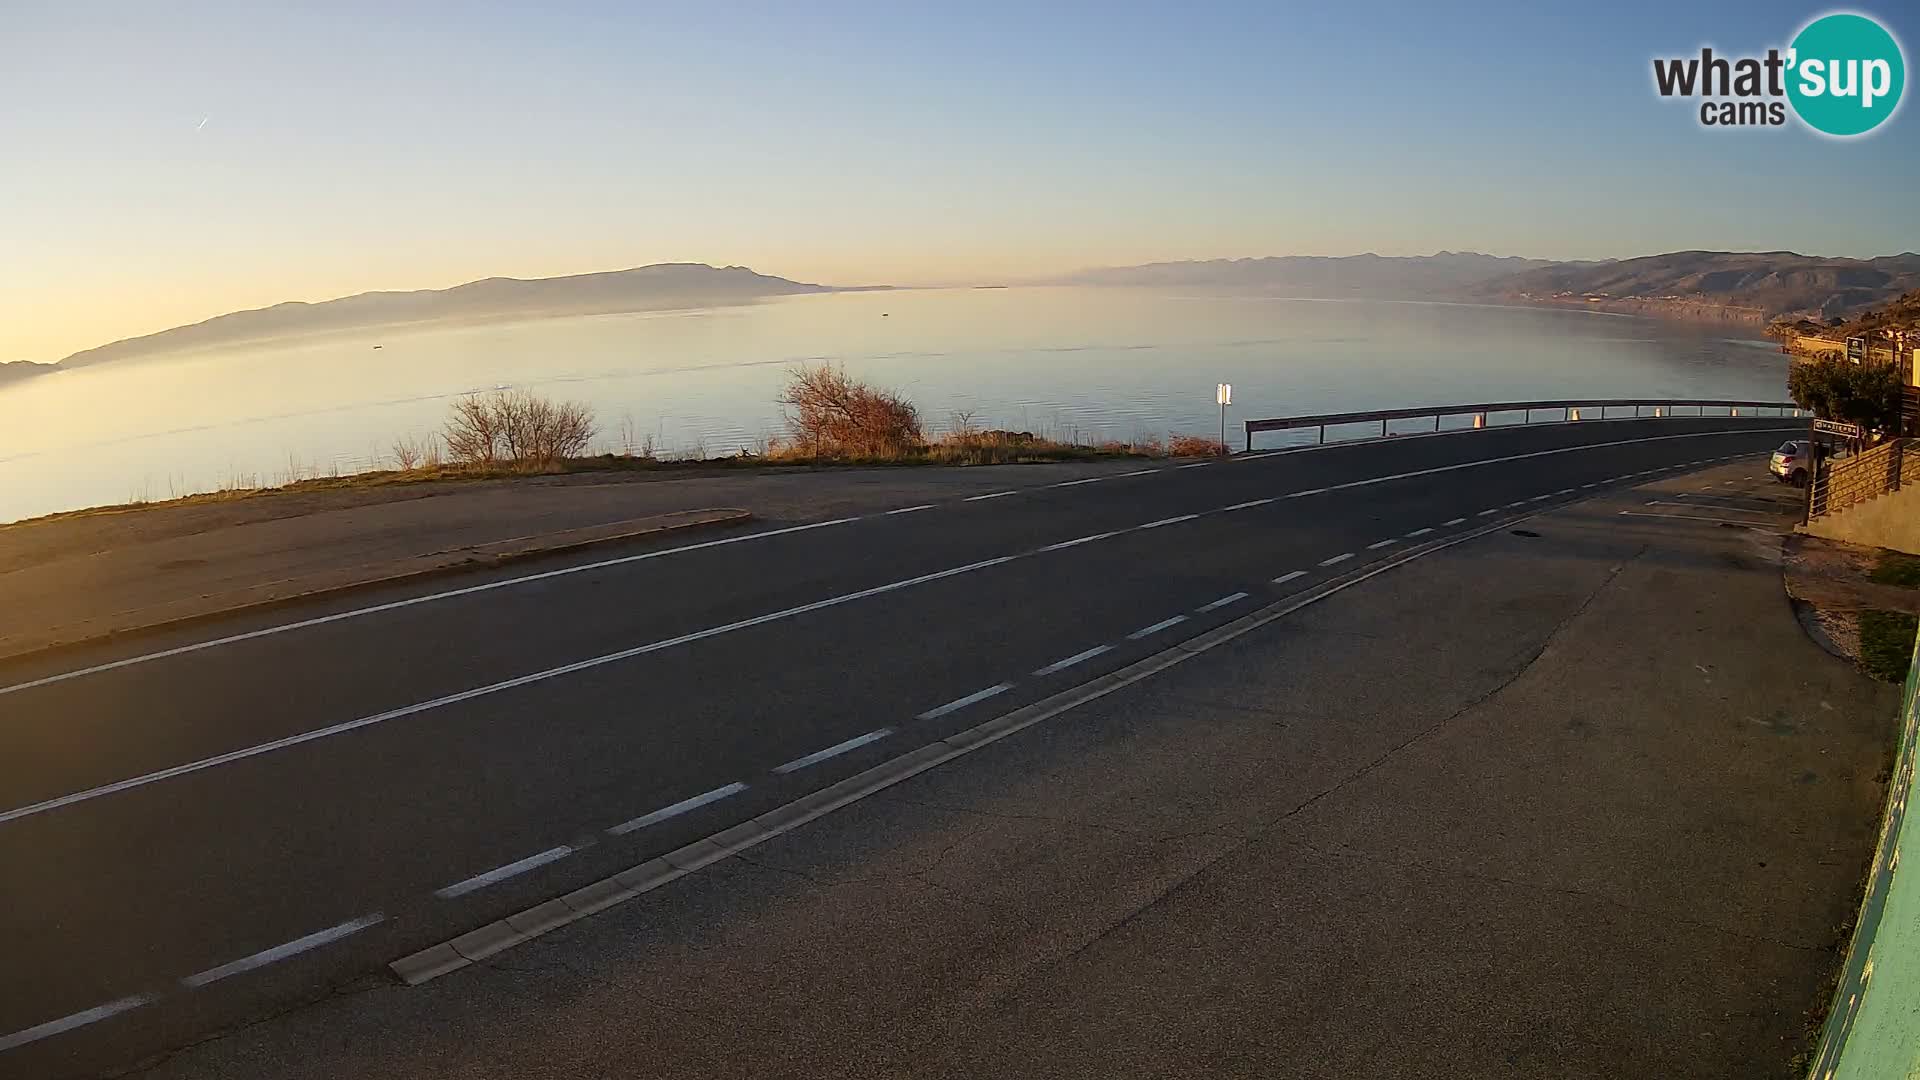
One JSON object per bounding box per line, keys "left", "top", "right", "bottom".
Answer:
{"left": 1769, "top": 439, "right": 1832, "bottom": 486}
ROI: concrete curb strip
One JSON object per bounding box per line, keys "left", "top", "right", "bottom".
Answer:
{"left": 388, "top": 500, "right": 1555, "bottom": 985}
{"left": 2, "top": 508, "right": 753, "bottom": 668}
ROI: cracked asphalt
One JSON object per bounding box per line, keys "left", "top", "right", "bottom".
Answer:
{"left": 107, "top": 458, "right": 1897, "bottom": 1080}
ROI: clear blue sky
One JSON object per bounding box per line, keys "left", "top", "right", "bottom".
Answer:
{"left": 3, "top": 0, "right": 1916, "bottom": 361}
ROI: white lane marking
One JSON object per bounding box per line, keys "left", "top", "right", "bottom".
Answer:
{"left": 435, "top": 848, "right": 574, "bottom": 900}
{"left": 1319, "top": 552, "right": 1354, "bottom": 567}
{"left": 1643, "top": 500, "right": 1780, "bottom": 517}
{"left": 1033, "top": 645, "right": 1113, "bottom": 676}
{"left": 1528, "top": 494, "right": 1553, "bottom": 502}
{"left": 773, "top": 728, "right": 893, "bottom": 773}
{"left": 6, "top": 424, "right": 1795, "bottom": 699}
{"left": 0, "top": 553, "right": 1020, "bottom": 826}
{"left": 1127, "top": 615, "right": 1188, "bottom": 639}
{"left": 1555, "top": 488, "right": 1576, "bottom": 495}
{"left": 1051, "top": 476, "right": 1108, "bottom": 488}
{"left": 181, "top": 914, "right": 384, "bottom": 988}
{"left": 0, "top": 516, "right": 860, "bottom": 700}
{"left": 1616, "top": 510, "right": 1778, "bottom": 528}
{"left": 917, "top": 683, "right": 1013, "bottom": 721}
{"left": 1506, "top": 500, "right": 1528, "bottom": 508}
{"left": 0, "top": 995, "right": 153, "bottom": 1053}
{"left": 885, "top": 504, "right": 935, "bottom": 515}
{"left": 1406, "top": 527, "right": 1435, "bottom": 538}
{"left": 1580, "top": 483, "right": 1598, "bottom": 489}
{"left": 1037, "top": 530, "right": 1121, "bottom": 553}
{"left": 607, "top": 782, "right": 749, "bottom": 835}
{"left": 1477, "top": 509, "right": 1500, "bottom": 516}
{"left": 1442, "top": 517, "right": 1468, "bottom": 526}
{"left": 1178, "top": 462, "right": 1213, "bottom": 469}
{"left": 1271, "top": 570, "right": 1308, "bottom": 586}
{"left": 1196, "top": 591, "right": 1249, "bottom": 612}
{"left": 1140, "top": 513, "right": 1199, "bottom": 529}
{"left": 964, "top": 490, "right": 1017, "bottom": 502}
{"left": 1366, "top": 538, "right": 1400, "bottom": 550}
{"left": 1222, "top": 498, "right": 1276, "bottom": 511}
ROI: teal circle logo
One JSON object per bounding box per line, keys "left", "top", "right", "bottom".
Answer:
{"left": 1787, "top": 13, "right": 1905, "bottom": 136}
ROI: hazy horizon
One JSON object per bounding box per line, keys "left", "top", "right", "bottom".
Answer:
{"left": 6, "top": 0, "right": 1917, "bottom": 363}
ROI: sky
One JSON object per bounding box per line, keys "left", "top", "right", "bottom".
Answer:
{"left": 3, "top": 0, "right": 1918, "bottom": 363}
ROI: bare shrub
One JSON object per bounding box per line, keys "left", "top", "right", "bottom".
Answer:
{"left": 391, "top": 436, "right": 425, "bottom": 470}
{"left": 778, "top": 364, "right": 923, "bottom": 457}
{"left": 443, "top": 390, "right": 595, "bottom": 467}
{"left": 1167, "top": 434, "right": 1228, "bottom": 457}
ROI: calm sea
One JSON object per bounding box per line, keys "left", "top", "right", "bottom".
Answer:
{"left": 0, "top": 287, "right": 1789, "bottom": 523}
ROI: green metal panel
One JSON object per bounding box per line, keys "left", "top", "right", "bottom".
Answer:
{"left": 1810, "top": 628, "right": 1920, "bottom": 1079}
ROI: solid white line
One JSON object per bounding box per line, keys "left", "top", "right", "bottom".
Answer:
{"left": 1319, "top": 552, "right": 1354, "bottom": 567}
{"left": 0, "top": 516, "right": 861, "bottom": 699}
{"left": 1127, "top": 615, "right": 1188, "bottom": 639}
{"left": 181, "top": 914, "right": 384, "bottom": 988}
{"left": 917, "top": 683, "right": 1013, "bottom": 721}
{"left": 1037, "top": 530, "right": 1120, "bottom": 553}
{"left": 773, "top": 728, "right": 893, "bottom": 773}
{"left": 1271, "top": 570, "right": 1308, "bottom": 586}
{"left": 1140, "top": 513, "right": 1199, "bottom": 529}
{"left": 607, "top": 782, "right": 748, "bottom": 835}
{"left": 1034, "top": 645, "right": 1113, "bottom": 676}
{"left": 435, "top": 848, "right": 573, "bottom": 899}
{"left": 1287, "top": 487, "right": 1328, "bottom": 498}
{"left": 964, "top": 490, "right": 1017, "bottom": 502}
{"left": 1222, "top": 498, "right": 1276, "bottom": 511}
{"left": 1366, "top": 538, "right": 1400, "bottom": 550}
{"left": 1406, "top": 527, "right": 1435, "bottom": 538}
{"left": 885, "top": 504, "right": 935, "bottom": 515}
{"left": 1196, "top": 591, "right": 1249, "bottom": 612}
{"left": 0, "top": 553, "right": 1019, "bottom": 826}
{"left": 1050, "top": 476, "right": 1108, "bottom": 488}
{"left": 1644, "top": 500, "right": 1780, "bottom": 517}
{"left": 0, "top": 995, "right": 152, "bottom": 1052}
{"left": 1616, "top": 511, "right": 1779, "bottom": 527}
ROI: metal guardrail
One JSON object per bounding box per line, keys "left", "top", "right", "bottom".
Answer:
{"left": 1241, "top": 398, "right": 1801, "bottom": 452}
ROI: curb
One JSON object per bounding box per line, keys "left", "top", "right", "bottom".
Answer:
{"left": 389, "top": 504, "right": 1546, "bottom": 985}
{"left": 0, "top": 508, "right": 753, "bottom": 669}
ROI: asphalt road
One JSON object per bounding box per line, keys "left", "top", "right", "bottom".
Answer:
{"left": 0, "top": 416, "right": 1803, "bottom": 1079}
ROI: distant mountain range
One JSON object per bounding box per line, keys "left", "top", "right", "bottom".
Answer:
{"left": 1469, "top": 250, "right": 1920, "bottom": 324}
{"left": 46, "top": 263, "right": 858, "bottom": 371}
{"left": 11, "top": 250, "right": 1918, "bottom": 379}
{"left": 1066, "top": 250, "right": 1920, "bottom": 325}
{"left": 1058, "top": 251, "right": 1558, "bottom": 294}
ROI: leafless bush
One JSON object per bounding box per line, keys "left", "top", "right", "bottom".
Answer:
{"left": 778, "top": 364, "right": 923, "bottom": 457}
{"left": 1167, "top": 434, "right": 1228, "bottom": 457}
{"left": 443, "top": 390, "right": 595, "bottom": 467}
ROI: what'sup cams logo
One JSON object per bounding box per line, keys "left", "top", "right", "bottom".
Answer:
{"left": 1652, "top": 11, "right": 1905, "bottom": 136}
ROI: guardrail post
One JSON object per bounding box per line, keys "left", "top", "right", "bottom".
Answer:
{"left": 1381, "top": 418, "right": 1388, "bottom": 438}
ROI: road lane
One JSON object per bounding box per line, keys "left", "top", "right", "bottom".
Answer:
{"left": 0, "top": 418, "right": 1796, "bottom": 1078}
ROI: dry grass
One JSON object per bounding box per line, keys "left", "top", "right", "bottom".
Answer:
{"left": 1166, "top": 434, "right": 1229, "bottom": 457}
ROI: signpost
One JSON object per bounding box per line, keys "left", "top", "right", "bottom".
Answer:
{"left": 1216, "top": 383, "right": 1232, "bottom": 451}
{"left": 1847, "top": 336, "right": 1867, "bottom": 365}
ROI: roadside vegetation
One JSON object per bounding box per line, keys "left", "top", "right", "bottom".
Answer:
{"left": 17, "top": 368, "right": 1229, "bottom": 525}
{"left": 1786, "top": 358, "right": 1903, "bottom": 436}
{"left": 1858, "top": 610, "right": 1918, "bottom": 683}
